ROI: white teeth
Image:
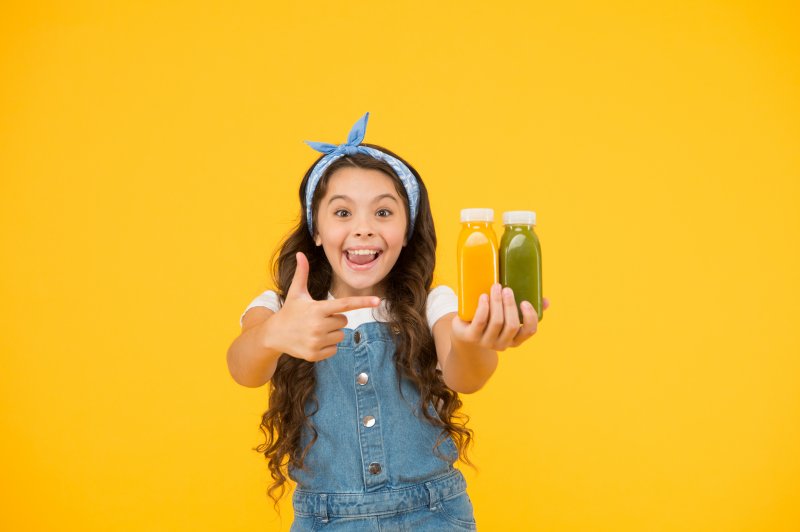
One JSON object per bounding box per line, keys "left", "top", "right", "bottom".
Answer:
{"left": 347, "top": 249, "right": 379, "bottom": 256}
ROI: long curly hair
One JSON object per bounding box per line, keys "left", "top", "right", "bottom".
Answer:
{"left": 254, "top": 143, "right": 473, "bottom": 506}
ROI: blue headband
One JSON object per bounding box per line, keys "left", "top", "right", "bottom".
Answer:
{"left": 304, "top": 112, "right": 419, "bottom": 238}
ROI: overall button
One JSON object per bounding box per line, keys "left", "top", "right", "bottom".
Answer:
{"left": 362, "top": 415, "right": 376, "bottom": 428}
{"left": 353, "top": 331, "right": 361, "bottom": 343}
{"left": 356, "top": 372, "right": 369, "bottom": 385}
{"left": 391, "top": 324, "right": 401, "bottom": 335}
{"left": 368, "top": 462, "right": 382, "bottom": 475}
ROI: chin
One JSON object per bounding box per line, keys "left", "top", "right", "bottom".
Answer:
{"left": 340, "top": 275, "right": 384, "bottom": 293}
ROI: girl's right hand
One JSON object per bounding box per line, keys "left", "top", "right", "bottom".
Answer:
{"left": 261, "top": 252, "right": 380, "bottom": 362}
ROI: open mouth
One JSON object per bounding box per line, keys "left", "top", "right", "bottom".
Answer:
{"left": 344, "top": 249, "right": 382, "bottom": 270}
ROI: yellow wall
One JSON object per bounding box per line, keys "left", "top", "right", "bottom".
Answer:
{"left": 2, "top": 1, "right": 798, "bottom": 530}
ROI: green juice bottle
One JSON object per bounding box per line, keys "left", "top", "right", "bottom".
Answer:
{"left": 499, "top": 211, "right": 543, "bottom": 322}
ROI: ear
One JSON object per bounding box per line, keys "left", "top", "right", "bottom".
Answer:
{"left": 314, "top": 233, "right": 322, "bottom": 246}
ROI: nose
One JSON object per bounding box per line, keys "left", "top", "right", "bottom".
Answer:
{"left": 352, "top": 212, "right": 375, "bottom": 238}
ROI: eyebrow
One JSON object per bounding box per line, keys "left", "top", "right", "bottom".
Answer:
{"left": 327, "top": 193, "right": 399, "bottom": 206}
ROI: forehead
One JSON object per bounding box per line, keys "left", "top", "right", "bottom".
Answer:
{"left": 323, "top": 167, "right": 400, "bottom": 199}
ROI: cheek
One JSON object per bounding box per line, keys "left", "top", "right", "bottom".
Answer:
{"left": 393, "top": 224, "right": 409, "bottom": 245}
{"left": 322, "top": 241, "right": 342, "bottom": 257}
{"left": 387, "top": 235, "right": 407, "bottom": 255}
{"left": 317, "top": 225, "right": 343, "bottom": 246}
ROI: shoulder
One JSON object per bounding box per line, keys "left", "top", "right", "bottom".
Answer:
{"left": 425, "top": 285, "right": 457, "bottom": 330}
{"left": 239, "top": 289, "right": 284, "bottom": 328}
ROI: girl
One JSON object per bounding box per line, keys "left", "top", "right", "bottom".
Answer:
{"left": 227, "top": 113, "right": 548, "bottom": 531}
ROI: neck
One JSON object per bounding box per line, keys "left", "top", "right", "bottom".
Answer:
{"left": 329, "top": 281, "right": 386, "bottom": 299}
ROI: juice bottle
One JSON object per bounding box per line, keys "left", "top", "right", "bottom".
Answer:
{"left": 457, "top": 208, "right": 498, "bottom": 321}
{"left": 499, "top": 210, "right": 543, "bottom": 321}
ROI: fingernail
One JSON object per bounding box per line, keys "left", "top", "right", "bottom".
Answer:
{"left": 503, "top": 287, "right": 513, "bottom": 299}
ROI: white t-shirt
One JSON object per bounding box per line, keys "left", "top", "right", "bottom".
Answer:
{"left": 239, "top": 285, "right": 458, "bottom": 331}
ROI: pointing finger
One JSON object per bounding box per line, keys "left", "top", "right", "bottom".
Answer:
{"left": 322, "top": 296, "right": 381, "bottom": 315}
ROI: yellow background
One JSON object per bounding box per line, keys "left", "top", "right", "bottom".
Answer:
{"left": 2, "top": 1, "right": 798, "bottom": 530}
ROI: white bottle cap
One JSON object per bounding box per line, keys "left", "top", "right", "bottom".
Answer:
{"left": 502, "top": 210, "right": 536, "bottom": 225}
{"left": 460, "top": 208, "right": 494, "bottom": 223}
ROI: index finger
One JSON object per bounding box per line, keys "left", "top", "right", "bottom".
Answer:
{"left": 321, "top": 296, "right": 381, "bottom": 315}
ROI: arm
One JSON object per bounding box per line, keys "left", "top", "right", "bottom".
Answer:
{"left": 226, "top": 252, "right": 381, "bottom": 388}
{"left": 433, "top": 312, "right": 498, "bottom": 394}
{"left": 226, "top": 307, "right": 283, "bottom": 388}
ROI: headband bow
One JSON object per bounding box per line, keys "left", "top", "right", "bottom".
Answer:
{"left": 303, "top": 112, "right": 419, "bottom": 238}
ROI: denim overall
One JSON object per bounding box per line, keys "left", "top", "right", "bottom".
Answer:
{"left": 290, "top": 321, "right": 477, "bottom": 531}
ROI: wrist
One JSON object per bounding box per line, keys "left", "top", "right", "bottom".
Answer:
{"left": 258, "top": 314, "right": 285, "bottom": 358}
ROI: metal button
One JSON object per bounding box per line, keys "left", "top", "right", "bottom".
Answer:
{"left": 362, "top": 415, "right": 376, "bottom": 428}
{"left": 357, "top": 372, "right": 369, "bottom": 385}
{"left": 354, "top": 331, "right": 361, "bottom": 343}
{"left": 368, "top": 462, "right": 382, "bottom": 475}
{"left": 391, "top": 324, "right": 401, "bottom": 335}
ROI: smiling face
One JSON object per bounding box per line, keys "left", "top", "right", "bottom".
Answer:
{"left": 313, "top": 166, "right": 409, "bottom": 298}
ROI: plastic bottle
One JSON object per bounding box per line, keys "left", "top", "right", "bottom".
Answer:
{"left": 499, "top": 210, "right": 542, "bottom": 321}
{"left": 457, "top": 208, "right": 498, "bottom": 321}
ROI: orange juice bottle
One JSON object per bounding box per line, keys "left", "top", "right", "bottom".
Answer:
{"left": 457, "top": 208, "right": 498, "bottom": 321}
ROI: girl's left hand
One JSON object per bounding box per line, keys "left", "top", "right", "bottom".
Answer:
{"left": 451, "top": 283, "right": 549, "bottom": 352}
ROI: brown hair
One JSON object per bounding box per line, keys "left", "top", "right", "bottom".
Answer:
{"left": 254, "top": 143, "right": 473, "bottom": 506}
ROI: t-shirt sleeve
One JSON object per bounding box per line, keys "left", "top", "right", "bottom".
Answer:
{"left": 426, "top": 285, "right": 458, "bottom": 329}
{"left": 239, "top": 289, "right": 283, "bottom": 327}
{"left": 427, "top": 285, "right": 458, "bottom": 373}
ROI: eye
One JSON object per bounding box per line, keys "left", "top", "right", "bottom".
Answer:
{"left": 334, "top": 209, "right": 350, "bottom": 218}
{"left": 376, "top": 209, "right": 392, "bottom": 217}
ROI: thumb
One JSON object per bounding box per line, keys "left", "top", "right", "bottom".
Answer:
{"left": 286, "top": 252, "right": 311, "bottom": 299}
